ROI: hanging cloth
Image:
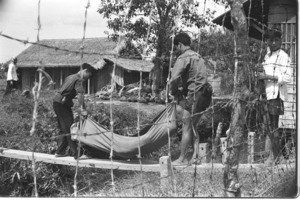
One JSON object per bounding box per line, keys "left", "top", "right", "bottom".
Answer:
{"left": 71, "top": 103, "right": 177, "bottom": 159}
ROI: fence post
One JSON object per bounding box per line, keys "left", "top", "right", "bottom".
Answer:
{"left": 159, "top": 156, "right": 173, "bottom": 192}
{"left": 220, "top": 137, "right": 227, "bottom": 164}
{"left": 248, "top": 132, "right": 255, "bottom": 163}
{"left": 199, "top": 143, "right": 210, "bottom": 163}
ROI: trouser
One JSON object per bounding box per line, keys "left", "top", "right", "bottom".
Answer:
{"left": 266, "top": 97, "right": 287, "bottom": 161}
{"left": 3, "top": 80, "right": 18, "bottom": 96}
{"left": 178, "top": 83, "right": 213, "bottom": 114}
{"left": 267, "top": 114, "right": 280, "bottom": 160}
{"left": 53, "top": 102, "right": 77, "bottom": 156}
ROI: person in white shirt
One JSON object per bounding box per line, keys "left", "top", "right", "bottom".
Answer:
{"left": 257, "top": 29, "right": 292, "bottom": 165}
{"left": 4, "top": 57, "right": 19, "bottom": 96}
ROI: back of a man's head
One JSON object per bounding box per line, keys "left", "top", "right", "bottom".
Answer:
{"left": 174, "top": 32, "right": 191, "bottom": 46}
{"left": 82, "top": 63, "right": 97, "bottom": 76}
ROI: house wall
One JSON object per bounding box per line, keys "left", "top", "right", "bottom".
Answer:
{"left": 20, "top": 68, "right": 36, "bottom": 91}
{"left": 20, "top": 67, "right": 81, "bottom": 91}
{"left": 268, "top": 0, "right": 297, "bottom": 129}
{"left": 20, "top": 65, "right": 151, "bottom": 94}
{"left": 92, "top": 64, "right": 113, "bottom": 93}
{"left": 124, "top": 71, "right": 149, "bottom": 86}
{"left": 91, "top": 63, "right": 150, "bottom": 93}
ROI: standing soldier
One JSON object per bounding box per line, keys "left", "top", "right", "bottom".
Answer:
{"left": 53, "top": 63, "right": 97, "bottom": 159}
{"left": 169, "top": 32, "right": 212, "bottom": 165}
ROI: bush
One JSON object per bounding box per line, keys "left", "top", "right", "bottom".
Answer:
{"left": 84, "top": 102, "right": 157, "bottom": 136}
{"left": 0, "top": 90, "right": 69, "bottom": 196}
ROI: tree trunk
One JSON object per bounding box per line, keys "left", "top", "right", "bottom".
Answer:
{"left": 150, "top": 14, "right": 170, "bottom": 96}
{"left": 223, "top": 0, "right": 249, "bottom": 197}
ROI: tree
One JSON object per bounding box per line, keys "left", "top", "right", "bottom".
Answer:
{"left": 98, "top": 0, "right": 215, "bottom": 95}
{"left": 221, "top": 0, "right": 251, "bottom": 197}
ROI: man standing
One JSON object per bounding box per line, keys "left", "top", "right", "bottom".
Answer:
{"left": 4, "top": 57, "right": 18, "bottom": 96}
{"left": 53, "top": 63, "right": 97, "bottom": 159}
{"left": 257, "top": 28, "right": 292, "bottom": 165}
{"left": 169, "top": 32, "right": 212, "bottom": 165}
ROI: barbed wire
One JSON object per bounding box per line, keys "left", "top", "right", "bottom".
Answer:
{"left": 0, "top": 0, "right": 296, "bottom": 197}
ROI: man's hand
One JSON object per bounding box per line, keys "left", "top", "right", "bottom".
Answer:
{"left": 256, "top": 64, "right": 266, "bottom": 80}
{"left": 256, "top": 64, "right": 264, "bottom": 73}
{"left": 79, "top": 109, "right": 88, "bottom": 120}
{"left": 168, "top": 94, "right": 177, "bottom": 103}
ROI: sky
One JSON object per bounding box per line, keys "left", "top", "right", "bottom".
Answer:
{"left": 0, "top": 0, "right": 226, "bottom": 63}
{"left": 0, "top": 0, "right": 108, "bottom": 63}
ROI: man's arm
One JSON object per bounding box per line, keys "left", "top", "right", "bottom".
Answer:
{"left": 169, "top": 57, "right": 187, "bottom": 96}
{"left": 257, "top": 54, "right": 292, "bottom": 83}
{"left": 75, "top": 80, "right": 85, "bottom": 109}
{"left": 277, "top": 54, "right": 292, "bottom": 85}
{"left": 257, "top": 73, "right": 278, "bottom": 81}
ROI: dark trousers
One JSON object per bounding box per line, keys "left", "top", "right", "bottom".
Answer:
{"left": 3, "top": 80, "right": 18, "bottom": 96}
{"left": 269, "top": 114, "right": 291, "bottom": 159}
{"left": 179, "top": 83, "right": 213, "bottom": 114}
{"left": 53, "top": 102, "right": 77, "bottom": 156}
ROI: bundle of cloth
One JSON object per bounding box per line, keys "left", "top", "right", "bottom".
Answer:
{"left": 71, "top": 103, "right": 177, "bottom": 159}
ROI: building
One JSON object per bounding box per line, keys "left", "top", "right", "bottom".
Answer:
{"left": 16, "top": 37, "right": 154, "bottom": 94}
{"left": 212, "top": 0, "right": 297, "bottom": 130}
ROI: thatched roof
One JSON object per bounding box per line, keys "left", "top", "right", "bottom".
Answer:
{"left": 16, "top": 37, "right": 154, "bottom": 72}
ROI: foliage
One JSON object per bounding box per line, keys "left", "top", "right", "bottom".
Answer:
{"left": 98, "top": 0, "right": 217, "bottom": 91}
{"left": 98, "top": 0, "right": 215, "bottom": 49}
{"left": 0, "top": 91, "right": 72, "bottom": 196}
{"left": 190, "top": 28, "right": 265, "bottom": 95}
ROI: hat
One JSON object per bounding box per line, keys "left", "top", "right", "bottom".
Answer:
{"left": 264, "top": 28, "right": 282, "bottom": 40}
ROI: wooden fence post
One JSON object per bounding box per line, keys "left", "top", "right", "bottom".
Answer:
{"left": 248, "top": 132, "right": 255, "bottom": 163}
{"left": 220, "top": 137, "right": 227, "bottom": 164}
{"left": 159, "top": 156, "right": 173, "bottom": 192}
{"left": 199, "top": 143, "right": 210, "bottom": 163}
{"left": 212, "top": 122, "right": 223, "bottom": 163}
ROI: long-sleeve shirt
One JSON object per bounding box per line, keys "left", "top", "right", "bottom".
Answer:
{"left": 53, "top": 74, "right": 84, "bottom": 107}
{"left": 169, "top": 48, "right": 207, "bottom": 98}
{"left": 7, "top": 62, "right": 18, "bottom": 81}
{"left": 262, "top": 49, "right": 292, "bottom": 101}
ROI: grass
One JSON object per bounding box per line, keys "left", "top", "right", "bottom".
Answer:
{"left": 44, "top": 161, "right": 296, "bottom": 198}
{"left": 0, "top": 82, "right": 297, "bottom": 198}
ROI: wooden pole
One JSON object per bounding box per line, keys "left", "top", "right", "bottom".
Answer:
{"left": 248, "top": 132, "right": 255, "bottom": 163}
{"left": 220, "top": 137, "right": 227, "bottom": 164}
{"left": 212, "top": 122, "right": 223, "bottom": 162}
{"left": 159, "top": 156, "right": 173, "bottom": 192}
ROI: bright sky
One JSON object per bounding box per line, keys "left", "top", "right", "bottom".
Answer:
{"left": 0, "top": 0, "right": 226, "bottom": 63}
{"left": 0, "top": 0, "right": 107, "bottom": 63}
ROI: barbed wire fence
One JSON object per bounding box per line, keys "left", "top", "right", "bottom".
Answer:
{"left": 0, "top": 0, "right": 296, "bottom": 197}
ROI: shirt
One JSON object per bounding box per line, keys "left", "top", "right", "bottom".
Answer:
{"left": 170, "top": 48, "right": 207, "bottom": 98}
{"left": 7, "top": 62, "right": 18, "bottom": 81}
{"left": 262, "top": 49, "right": 292, "bottom": 101}
{"left": 53, "top": 74, "right": 84, "bottom": 107}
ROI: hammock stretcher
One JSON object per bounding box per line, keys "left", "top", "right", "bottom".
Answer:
{"left": 71, "top": 103, "right": 177, "bottom": 159}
